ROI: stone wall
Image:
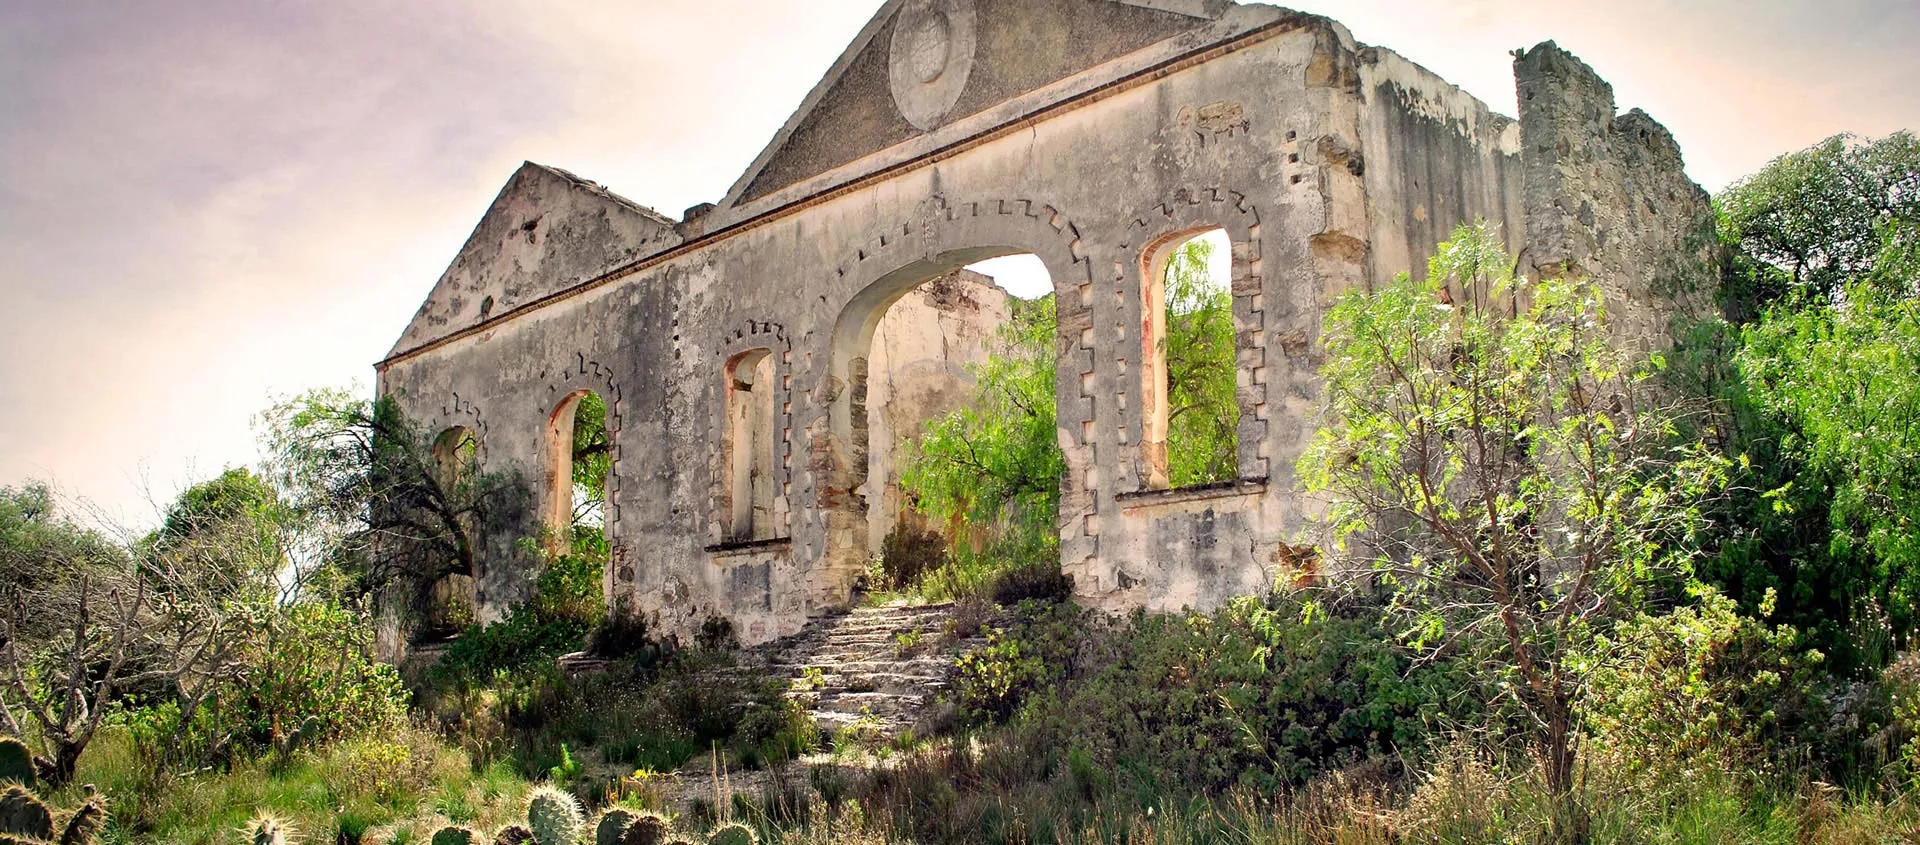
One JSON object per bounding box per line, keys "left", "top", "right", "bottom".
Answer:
{"left": 376, "top": 1, "right": 1715, "bottom": 646}
{"left": 1516, "top": 42, "right": 1717, "bottom": 346}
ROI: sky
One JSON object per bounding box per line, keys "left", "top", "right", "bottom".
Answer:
{"left": 2, "top": 0, "right": 1915, "bottom": 531}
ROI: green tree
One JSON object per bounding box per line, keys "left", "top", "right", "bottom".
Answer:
{"left": 903, "top": 294, "right": 1064, "bottom": 543}
{"left": 140, "top": 467, "right": 287, "bottom": 603}
{"left": 1718, "top": 131, "right": 1919, "bottom": 313}
{"left": 1160, "top": 235, "right": 1239, "bottom": 487}
{"left": 1300, "top": 223, "right": 1726, "bottom": 816}
{"left": 256, "top": 387, "right": 526, "bottom": 621}
{"left": 1735, "top": 244, "right": 1920, "bottom": 658}
{"left": 0, "top": 484, "right": 244, "bottom": 787}
{"left": 901, "top": 238, "right": 1239, "bottom": 567}
{"left": 1687, "top": 135, "right": 1920, "bottom": 673}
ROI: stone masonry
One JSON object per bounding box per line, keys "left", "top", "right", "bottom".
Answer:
{"left": 376, "top": 0, "right": 1717, "bottom": 646}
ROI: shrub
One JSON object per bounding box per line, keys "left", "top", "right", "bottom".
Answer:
{"left": 878, "top": 523, "right": 948, "bottom": 590}
{"left": 987, "top": 559, "right": 1071, "bottom": 606}
{"left": 961, "top": 591, "right": 1474, "bottom": 794}
{"left": 1582, "top": 586, "right": 1831, "bottom": 779}
{"left": 587, "top": 602, "right": 663, "bottom": 660}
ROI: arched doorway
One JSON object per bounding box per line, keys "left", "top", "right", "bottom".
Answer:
{"left": 816, "top": 247, "right": 1061, "bottom": 604}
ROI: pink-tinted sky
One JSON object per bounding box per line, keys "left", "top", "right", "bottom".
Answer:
{"left": 2, "top": 0, "right": 1915, "bottom": 529}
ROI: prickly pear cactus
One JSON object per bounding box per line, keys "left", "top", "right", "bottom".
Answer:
{"left": 244, "top": 812, "right": 294, "bottom": 845}
{"left": 430, "top": 825, "right": 480, "bottom": 845}
{"left": 0, "top": 785, "right": 52, "bottom": 840}
{"left": 0, "top": 739, "right": 34, "bottom": 788}
{"left": 706, "top": 823, "right": 755, "bottom": 845}
{"left": 56, "top": 789, "right": 106, "bottom": 845}
{"left": 492, "top": 824, "right": 535, "bottom": 845}
{"left": 523, "top": 786, "right": 584, "bottom": 845}
{"left": 618, "top": 813, "right": 670, "bottom": 845}
{"left": 592, "top": 808, "right": 635, "bottom": 845}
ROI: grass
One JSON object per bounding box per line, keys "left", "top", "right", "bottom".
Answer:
{"left": 51, "top": 725, "right": 532, "bottom": 845}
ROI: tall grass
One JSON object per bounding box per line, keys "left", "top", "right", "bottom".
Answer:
{"left": 53, "top": 725, "right": 531, "bottom": 845}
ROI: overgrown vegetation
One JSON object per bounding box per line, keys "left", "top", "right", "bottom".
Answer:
{"left": 3, "top": 132, "right": 1919, "bottom": 844}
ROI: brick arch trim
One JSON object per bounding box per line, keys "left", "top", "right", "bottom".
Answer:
{"left": 1117, "top": 186, "right": 1271, "bottom": 486}
{"left": 435, "top": 390, "right": 490, "bottom": 465}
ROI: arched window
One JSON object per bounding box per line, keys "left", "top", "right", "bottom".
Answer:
{"left": 430, "top": 426, "right": 478, "bottom": 492}
{"left": 543, "top": 390, "right": 611, "bottom": 546}
{"left": 423, "top": 426, "right": 479, "bottom": 638}
{"left": 723, "top": 348, "right": 777, "bottom": 541}
{"left": 1140, "top": 228, "right": 1239, "bottom": 490}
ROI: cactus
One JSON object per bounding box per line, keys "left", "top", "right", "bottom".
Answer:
{"left": 705, "top": 823, "right": 755, "bottom": 845}
{"left": 523, "top": 786, "right": 583, "bottom": 845}
{"left": 0, "top": 739, "right": 34, "bottom": 789}
{"left": 244, "top": 812, "right": 294, "bottom": 845}
{"left": 492, "top": 825, "right": 534, "bottom": 845}
{"left": 592, "top": 809, "right": 635, "bottom": 845}
{"left": 430, "top": 826, "right": 479, "bottom": 845}
{"left": 618, "top": 814, "right": 670, "bottom": 845}
{"left": 0, "top": 786, "right": 52, "bottom": 840}
{"left": 56, "top": 788, "right": 105, "bottom": 845}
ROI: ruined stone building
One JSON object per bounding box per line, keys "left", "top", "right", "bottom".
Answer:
{"left": 377, "top": 0, "right": 1714, "bottom": 646}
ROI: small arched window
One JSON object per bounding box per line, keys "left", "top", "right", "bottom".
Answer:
{"left": 723, "top": 348, "right": 777, "bottom": 541}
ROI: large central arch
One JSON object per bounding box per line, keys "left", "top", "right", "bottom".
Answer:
{"left": 805, "top": 196, "right": 1099, "bottom": 610}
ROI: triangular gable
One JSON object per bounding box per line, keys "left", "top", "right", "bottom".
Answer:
{"left": 723, "top": 0, "right": 1228, "bottom": 209}
{"left": 389, "top": 163, "right": 679, "bottom": 357}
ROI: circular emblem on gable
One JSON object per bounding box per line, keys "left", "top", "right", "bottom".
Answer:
{"left": 889, "top": 0, "right": 975, "bottom": 131}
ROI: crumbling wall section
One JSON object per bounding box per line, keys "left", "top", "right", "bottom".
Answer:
{"left": 1515, "top": 42, "right": 1718, "bottom": 346}
{"left": 1356, "top": 46, "right": 1526, "bottom": 283}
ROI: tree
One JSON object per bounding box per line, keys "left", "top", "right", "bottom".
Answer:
{"left": 0, "top": 484, "right": 128, "bottom": 646}
{"left": 0, "top": 486, "right": 239, "bottom": 787}
{"left": 1734, "top": 237, "right": 1920, "bottom": 658}
{"left": 1718, "top": 131, "right": 1920, "bottom": 313}
{"left": 1688, "top": 138, "right": 1920, "bottom": 672}
{"left": 901, "top": 238, "right": 1240, "bottom": 558}
{"left": 1160, "top": 235, "right": 1239, "bottom": 487}
{"left": 256, "top": 387, "right": 526, "bottom": 623}
{"left": 140, "top": 467, "right": 287, "bottom": 603}
{"left": 903, "top": 293, "right": 1064, "bottom": 545}
{"left": 1299, "top": 223, "right": 1725, "bottom": 820}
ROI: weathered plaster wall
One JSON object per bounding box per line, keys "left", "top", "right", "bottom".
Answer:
{"left": 391, "top": 164, "right": 679, "bottom": 356}
{"left": 376, "top": 0, "right": 1715, "bottom": 647}
{"left": 1357, "top": 46, "right": 1525, "bottom": 284}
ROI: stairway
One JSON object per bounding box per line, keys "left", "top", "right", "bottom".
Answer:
{"left": 753, "top": 601, "right": 971, "bottom": 739}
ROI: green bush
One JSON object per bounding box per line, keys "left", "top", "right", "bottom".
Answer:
{"left": 962, "top": 591, "right": 1474, "bottom": 794}
{"left": 126, "top": 601, "right": 408, "bottom": 773}
{"left": 877, "top": 523, "right": 948, "bottom": 591}
{"left": 1582, "top": 586, "right": 1834, "bottom": 780}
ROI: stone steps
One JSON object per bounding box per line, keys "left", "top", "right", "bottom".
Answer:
{"left": 739, "top": 600, "right": 980, "bottom": 741}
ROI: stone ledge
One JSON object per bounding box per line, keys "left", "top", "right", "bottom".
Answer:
{"left": 1116, "top": 476, "right": 1269, "bottom": 510}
